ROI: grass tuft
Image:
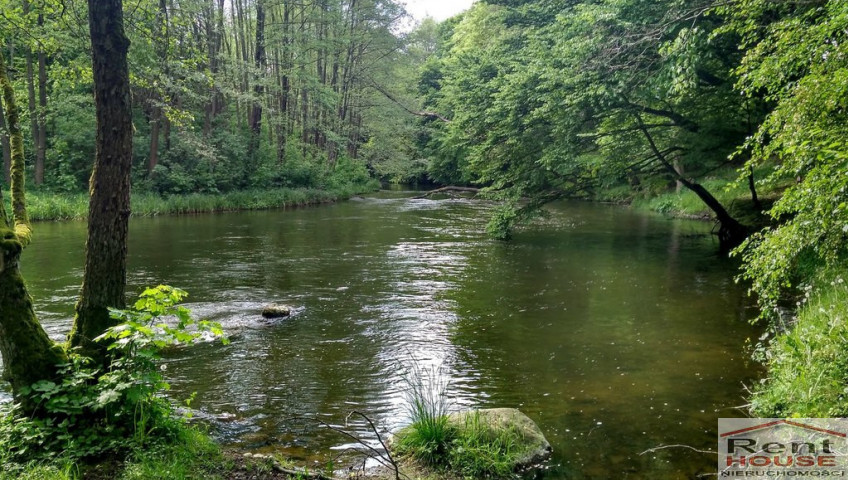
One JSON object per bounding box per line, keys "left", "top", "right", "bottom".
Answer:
{"left": 120, "top": 426, "right": 224, "bottom": 480}
{"left": 393, "top": 364, "right": 523, "bottom": 478}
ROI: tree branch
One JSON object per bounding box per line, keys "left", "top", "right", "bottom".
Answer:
{"left": 640, "top": 444, "right": 718, "bottom": 456}
{"left": 626, "top": 102, "right": 700, "bottom": 133}
{"left": 367, "top": 79, "right": 451, "bottom": 123}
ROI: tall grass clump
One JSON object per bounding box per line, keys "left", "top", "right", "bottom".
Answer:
{"left": 750, "top": 275, "right": 848, "bottom": 418}
{"left": 394, "top": 364, "right": 454, "bottom": 466}
{"left": 24, "top": 192, "right": 89, "bottom": 220}
{"left": 393, "top": 364, "right": 525, "bottom": 478}
{"left": 448, "top": 412, "right": 521, "bottom": 478}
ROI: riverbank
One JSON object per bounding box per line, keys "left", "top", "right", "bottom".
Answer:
{"left": 0, "top": 427, "right": 332, "bottom": 480}
{"left": 748, "top": 269, "right": 848, "bottom": 418}
{"left": 626, "top": 183, "right": 848, "bottom": 419}
{"left": 592, "top": 173, "right": 777, "bottom": 229}
{"left": 16, "top": 180, "right": 380, "bottom": 222}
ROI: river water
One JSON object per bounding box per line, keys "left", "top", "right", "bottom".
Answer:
{"left": 8, "top": 191, "right": 762, "bottom": 478}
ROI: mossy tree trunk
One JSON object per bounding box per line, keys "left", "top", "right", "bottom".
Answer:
{"left": 68, "top": 0, "right": 133, "bottom": 363}
{"left": 0, "top": 84, "right": 11, "bottom": 186}
{"left": 0, "top": 47, "right": 66, "bottom": 404}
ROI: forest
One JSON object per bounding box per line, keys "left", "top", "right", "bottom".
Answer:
{"left": 1, "top": 0, "right": 847, "bottom": 478}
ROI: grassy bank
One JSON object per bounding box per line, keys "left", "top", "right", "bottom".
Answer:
{"left": 0, "top": 424, "right": 311, "bottom": 480}
{"left": 749, "top": 271, "right": 848, "bottom": 418}
{"left": 16, "top": 180, "right": 380, "bottom": 222}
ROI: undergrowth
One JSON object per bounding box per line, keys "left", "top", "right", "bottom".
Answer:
{"left": 749, "top": 273, "right": 848, "bottom": 417}
{"left": 0, "top": 286, "right": 228, "bottom": 479}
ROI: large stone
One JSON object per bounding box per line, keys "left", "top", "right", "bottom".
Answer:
{"left": 261, "top": 304, "right": 292, "bottom": 319}
{"left": 379, "top": 408, "right": 552, "bottom": 479}
{"left": 446, "top": 408, "right": 552, "bottom": 468}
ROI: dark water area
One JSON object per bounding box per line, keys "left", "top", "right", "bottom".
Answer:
{"left": 5, "top": 191, "right": 762, "bottom": 478}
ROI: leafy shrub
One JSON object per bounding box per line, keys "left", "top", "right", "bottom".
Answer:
{"left": 486, "top": 203, "right": 519, "bottom": 241}
{"left": 323, "top": 157, "right": 374, "bottom": 191}
{"left": 0, "top": 286, "right": 226, "bottom": 465}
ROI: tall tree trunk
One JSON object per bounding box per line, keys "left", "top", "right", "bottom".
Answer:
{"left": 24, "top": 47, "right": 38, "bottom": 172}
{"left": 246, "top": 0, "right": 266, "bottom": 182}
{"left": 69, "top": 0, "right": 134, "bottom": 363}
{"left": 149, "top": 112, "right": 160, "bottom": 172}
{"left": 0, "top": 48, "right": 66, "bottom": 405}
{"left": 148, "top": 0, "right": 168, "bottom": 174}
{"left": 0, "top": 97, "right": 11, "bottom": 185}
{"left": 35, "top": 15, "right": 47, "bottom": 186}
{"left": 24, "top": 10, "right": 40, "bottom": 185}
{"left": 248, "top": 0, "right": 265, "bottom": 150}
{"left": 203, "top": 0, "right": 225, "bottom": 137}
{"left": 748, "top": 166, "right": 762, "bottom": 211}
{"left": 673, "top": 158, "right": 683, "bottom": 194}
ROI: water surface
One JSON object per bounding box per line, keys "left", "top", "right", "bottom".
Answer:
{"left": 10, "top": 192, "right": 761, "bottom": 478}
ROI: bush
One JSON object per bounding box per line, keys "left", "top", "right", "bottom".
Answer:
{"left": 0, "top": 286, "right": 227, "bottom": 473}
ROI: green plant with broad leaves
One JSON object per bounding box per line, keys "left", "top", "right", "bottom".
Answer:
{"left": 0, "top": 285, "right": 227, "bottom": 467}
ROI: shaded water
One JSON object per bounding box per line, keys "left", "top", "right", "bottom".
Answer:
{"left": 10, "top": 192, "right": 761, "bottom": 478}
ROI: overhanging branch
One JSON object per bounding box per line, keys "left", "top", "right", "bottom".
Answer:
{"left": 367, "top": 79, "right": 451, "bottom": 123}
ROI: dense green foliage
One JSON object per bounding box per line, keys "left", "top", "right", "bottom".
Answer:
{"left": 0, "top": 0, "right": 425, "bottom": 194}
{"left": 0, "top": 286, "right": 226, "bottom": 474}
{"left": 750, "top": 276, "right": 848, "bottom": 418}
{"left": 405, "top": 0, "right": 848, "bottom": 316}
{"left": 715, "top": 0, "right": 848, "bottom": 418}
{"left": 720, "top": 0, "right": 848, "bottom": 317}
{"left": 414, "top": 0, "right": 757, "bottom": 242}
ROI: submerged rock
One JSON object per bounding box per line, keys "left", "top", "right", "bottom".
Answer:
{"left": 261, "top": 304, "right": 292, "bottom": 319}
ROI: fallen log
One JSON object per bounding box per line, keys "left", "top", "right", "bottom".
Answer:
{"left": 413, "top": 186, "right": 481, "bottom": 199}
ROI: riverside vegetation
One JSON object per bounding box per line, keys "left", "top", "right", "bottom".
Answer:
{"left": 0, "top": 286, "right": 229, "bottom": 480}
{"left": 391, "top": 366, "right": 527, "bottom": 479}
{"left": 1, "top": 0, "right": 848, "bottom": 478}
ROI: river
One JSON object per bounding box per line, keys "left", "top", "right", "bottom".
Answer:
{"left": 7, "top": 191, "right": 762, "bottom": 478}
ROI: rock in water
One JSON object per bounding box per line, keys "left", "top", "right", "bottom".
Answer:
{"left": 447, "top": 408, "right": 553, "bottom": 468}
{"left": 261, "top": 304, "right": 292, "bottom": 319}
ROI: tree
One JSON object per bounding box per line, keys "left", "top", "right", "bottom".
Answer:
{"left": 420, "top": 0, "right": 753, "bottom": 250}
{"left": 721, "top": 0, "right": 848, "bottom": 316}
{"left": 68, "top": 0, "right": 134, "bottom": 363}
{"left": 0, "top": 0, "right": 133, "bottom": 406}
{"left": 0, "top": 45, "right": 66, "bottom": 402}
{"left": 0, "top": 94, "right": 10, "bottom": 185}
